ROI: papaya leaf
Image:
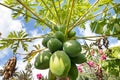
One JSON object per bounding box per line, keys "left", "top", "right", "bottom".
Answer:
{"left": 0, "top": 30, "right": 29, "bottom": 53}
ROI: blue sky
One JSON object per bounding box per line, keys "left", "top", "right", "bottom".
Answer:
{"left": 0, "top": 0, "right": 120, "bottom": 79}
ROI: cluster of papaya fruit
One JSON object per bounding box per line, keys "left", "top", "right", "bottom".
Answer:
{"left": 34, "top": 25, "right": 87, "bottom": 80}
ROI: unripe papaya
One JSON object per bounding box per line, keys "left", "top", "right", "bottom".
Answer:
{"left": 71, "top": 54, "right": 87, "bottom": 64}
{"left": 55, "top": 31, "right": 65, "bottom": 42}
{"left": 47, "top": 38, "right": 62, "bottom": 53}
{"left": 68, "top": 63, "right": 78, "bottom": 80}
{"left": 48, "top": 70, "right": 56, "bottom": 80}
{"left": 63, "top": 40, "right": 82, "bottom": 57}
{"left": 42, "top": 35, "right": 52, "bottom": 47}
{"left": 58, "top": 25, "right": 66, "bottom": 33}
{"left": 68, "top": 30, "right": 76, "bottom": 38}
{"left": 34, "top": 50, "right": 51, "bottom": 69}
{"left": 53, "top": 25, "right": 59, "bottom": 31}
{"left": 50, "top": 51, "right": 71, "bottom": 77}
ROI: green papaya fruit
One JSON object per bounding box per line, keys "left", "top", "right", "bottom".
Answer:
{"left": 47, "top": 38, "right": 62, "bottom": 53}
{"left": 68, "top": 63, "right": 78, "bottom": 80}
{"left": 71, "top": 54, "right": 87, "bottom": 64}
{"left": 34, "top": 50, "right": 51, "bottom": 69}
{"left": 50, "top": 51, "right": 71, "bottom": 77}
{"left": 55, "top": 31, "right": 65, "bottom": 42}
{"left": 63, "top": 40, "right": 82, "bottom": 57}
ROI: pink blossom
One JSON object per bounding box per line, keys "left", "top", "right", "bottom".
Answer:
{"left": 87, "top": 61, "right": 94, "bottom": 67}
{"left": 90, "top": 49, "right": 94, "bottom": 56}
{"left": 98, "top": 49, "right": 104, "bottom": 55}
{"left": 101, "top": 54, "right": 106, "bottom": 60}
{"left": 37, "top": 73, "right": 42, "bottom": 80}
{"left": 77, "top": 65, "right": 82, "bottom": 73}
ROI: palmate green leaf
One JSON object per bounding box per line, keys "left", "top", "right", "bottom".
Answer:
{"left": 21, "top": 41, "right": 28, "bottom": 52}
{"left": 98, "top": 0, "right": 113, "bottom": 6}
{"left": 0, "top": 40, "right": 14, "bottom": 50}
{"left": 101, "top": 59, "right": 120, "bottom": 77}
{"left": 112, "top": 3, "right": 120, "bottom": 14}
{"left": 106, "top": 46, "right": 120, "bottom": 59}
{"left": 0, "top": 30, "right": 29, "bottom": 53}
{"left": 90, "top": 19, "right": 106, "bottom": 34}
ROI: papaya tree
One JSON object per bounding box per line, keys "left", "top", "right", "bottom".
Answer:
{"left": 0, "top": 0, "right": 120, "bottom": 80}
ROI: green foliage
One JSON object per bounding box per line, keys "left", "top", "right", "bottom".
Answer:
{"left": 106, "top": 46, "right": 120, "bottom": 59}
{"left": 0, "top": 31, "right": 29, "bottom": 53}
{"left": 101, "top": 59, "right": 120, "bottom": 77}
{"left": 0, "top": 0, "right": 120, "bottom": 79}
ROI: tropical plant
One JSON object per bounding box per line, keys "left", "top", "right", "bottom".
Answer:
{"left": 0, "top": 0, "right": 120, "bottom": 80}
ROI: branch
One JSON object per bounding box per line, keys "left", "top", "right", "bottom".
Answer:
{"left": 16, "top": 48, "right": 46, "bottom": 55}
{"left": 16, "top": 0, "right": 52, "bottom": 29}
{"left": 51, "top": 0, "right": 61, "bottom": 25}
{"left": 58, "top": 0, "right": 61, "bottom": 10}
{"left": 74, "top": 3, "right": 120, "bottom": 26}
{"left": 41, "top": 0, "right": 57, "bottom": 21}
{"left": 0, "top": 35, "right": 45, "bottom": 41}
{"left": 0, "top": 3, "right": 38, "bottom": 21}
{"left": 64, "top": 1, "right": 70, "bottom": 24}
{"left": 68, "top": 0, "right": 100, "bottom": 32}
{"left": 66, "top": 0, "right": 75, "bottom": 28}
{"left": 76, "top": 33, "right": 119, "bottom": 39}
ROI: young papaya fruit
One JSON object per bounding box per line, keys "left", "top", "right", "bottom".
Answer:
{"left": 34, "top": 50, "right": 51, "bottom": 69}
{"left": 63, "top": 40, "right": 82, "bottom": 57}
{"left": 47, "top": 38, "right": 62, "bottom": 53}
{"left": 50, "top": 51, "right": 71, "bottom": 77}
{"left": 55, "top": 31, "right": 65, "bottom": 42}
{"left": 68, "top": 63, "right": 78, "bottom": 80}
{"left": 71, "top": 54, "right": 87, "bottom": 64}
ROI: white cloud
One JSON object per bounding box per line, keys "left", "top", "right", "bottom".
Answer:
{"left": 0, "top": 5, "right": 25, "bottom": 37}
{"left": 84, "top": 22, "right": 96, "bottom": 36}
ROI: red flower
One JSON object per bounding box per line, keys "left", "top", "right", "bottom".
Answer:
{"left": 101, "top": 54, "right": 106, "bottom": 60}
{"left": 77, "top": 65, "right": 82, "bottom": 73}
{"left": 87, "top": 61, "right": 94, "bottom": 67}
{"left": 37, "top": 73, "right": 42, "bottom": 80}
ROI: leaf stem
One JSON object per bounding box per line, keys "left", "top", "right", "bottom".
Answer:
{"left": 17, "top": 48, "right": 46, "bottom": 55}
{"left": 64, "top": 1, "right": 70, "bottom": 24}
{"left": 1, "top": 33, "right": 119, "bottom": 41}
{"left": 76, "top": 33, "right": 119, "bottom": 39}
{"left": 16, "top": 0, "right": 52, "bottom": 29}
{"left": 77, "top": 3, "right": 120, "bottom": 25}
{"left": 66, "top": 0, "right": 74, "bottom": 28}
{"left": 41, "top": 0, "right": 57, "bottom": 21}
{"left": 51, "top": 0, "right": 61, "bottom": 25}
{"left": 58, "top": 0, "right": 61, "bottom": 10}
{"left": 68, "top": 0, "right": 100, "bottom": 32}
{"left": 0, "top": 35, "right": 45, "bottom": 41}
{"left": 65, "top": 0, "right": 75, "bottom": 38}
